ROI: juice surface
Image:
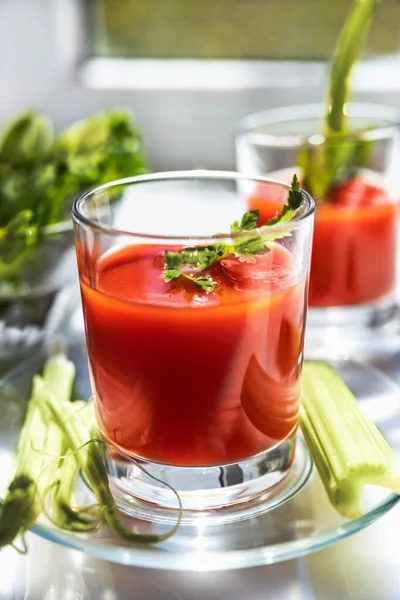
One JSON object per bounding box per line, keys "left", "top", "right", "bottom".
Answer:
{"left": 249, "top": 177, "right": 397, "bottom": 308}
{"left": 80, "top": 243, "right": 306, "bottom": 467}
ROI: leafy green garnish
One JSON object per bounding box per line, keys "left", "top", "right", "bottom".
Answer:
{"left": 302, "top": 0, "right": 381, "bottom": 200}
{"left": 0, "top": 109, "right": 148, "bottom": 270}
{"left": 233, "top": 236, "right": 267, "bottom": 260}
{"left": 184, "top": 275, "right": 218, "bottom": 292}
{"left": 162, "top": 174, "right": 302, "bottom": 291}
{"left": 265, "top": 174, "right": 302, "bottom": 225}
{"left": 183, "top": 244, "right": 228, "bottom": 270}
{"left": 230, "top": 209, "right": 259, "bottom": 233}
{"left": 163, "top": 250, "right": 184, "bottom": 276}
{"left": 163, "top": 251, "right": 218, "bottom": 291}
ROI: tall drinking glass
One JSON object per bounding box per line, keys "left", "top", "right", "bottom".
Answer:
{"left": 72, "top": 171, "right": 314, "bottom": 521}
{"left": 236, "top": 104, "right": 400, "bottom": 359}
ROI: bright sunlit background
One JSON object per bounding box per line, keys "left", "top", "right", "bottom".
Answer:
{"left": 1, "top": 0, "right": 400, "bottom": 168}
{"left": 89, "top": 0, "right": 400, "bottom": 59}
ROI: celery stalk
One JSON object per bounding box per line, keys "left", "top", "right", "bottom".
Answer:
{"left": 0, "top": 354, "right": 75, "bottom": 547}
{"left": 0, "top": 379, "right": 49, "bottom": 546}
{"left": 42, "top": 386, "right": 181, "bottom": 543}
{"left": 302, "top": 0, "right": 381, "bottom": 199}
{"left": 51, "top": 451, "right": 99, "bottom": 532}
{"left": 301, "top": 362, "right": 400, "bottom": 519}
{"left": 51, "top": 401, "right": 100, "bottom": 532}
{"left": 325, "top": 0, "right": 380, "bottom": 135}
{"left": 42, "top": 352, "right": 75, "bottom": 403}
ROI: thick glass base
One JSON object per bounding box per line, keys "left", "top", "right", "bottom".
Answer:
{"left": 305, "top": 297, "right": 400, "bottom": 360}
{"left": 106, "top": 436, "right": 311, "bottom": 524}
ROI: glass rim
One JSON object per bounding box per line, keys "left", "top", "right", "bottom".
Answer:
{"left": 71, "top": 169, "right": 315, "bottom": 242}
{"left": 236, "top": 102, "right": 400, "bottom": 148}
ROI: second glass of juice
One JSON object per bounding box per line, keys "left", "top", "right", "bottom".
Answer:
{"left": 72, "top": 171, "right": 315, "bottom": 519}
{"left": 236, "top": 104, "right": 400, "bottom": 359}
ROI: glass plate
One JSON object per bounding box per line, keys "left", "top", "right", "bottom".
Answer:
{"left": 1, "top": 340, "right": 400, "bottom": 572}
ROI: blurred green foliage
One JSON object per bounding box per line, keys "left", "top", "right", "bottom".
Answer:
{"left": 0, "top": 109, "right": 147, "bottom": 266}
{"left": 89, "top": 0, "right": 399, "bottom": 60}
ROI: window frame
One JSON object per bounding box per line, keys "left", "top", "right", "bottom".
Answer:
{"left": 1, "top": 0, "right": 400, "bottom": 172}
{"left": 80, "top": 56, "right": 400, "bottom": 92}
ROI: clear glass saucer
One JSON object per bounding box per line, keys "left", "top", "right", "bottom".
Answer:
{"left": 1, "top": 341, "right": 400, "bottom": 572}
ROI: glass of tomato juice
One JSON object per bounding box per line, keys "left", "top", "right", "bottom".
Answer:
{"left": 236, "top": 104, "right": 400, "bottom": 359}
{"left": 72, "top": 171, "right": 315, "bottom": 519}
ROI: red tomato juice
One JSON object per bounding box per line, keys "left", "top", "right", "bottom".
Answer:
{"left": 249, "top": 177, "right": 397, "bottom": 307}
{"left": 79, "top": 243, "right": 306, "bottom": 467}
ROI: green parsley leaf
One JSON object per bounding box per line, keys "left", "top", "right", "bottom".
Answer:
{"left": 181, "top": 247, "right": 202, "bottom": 265}
{"left": 163, "top": 251, "right": 185, "bottom": 282}
{"left": 265, "top": 205, "right": 297, "bottom": 227}
{"left": 161, "top": 174, "right": 302, "bottom": 289}
{"left": 173, "top": 272, "right": 218, "bottom": 292}
{"left": 190, "top": 276, "right": 218, "bottom": 292}
{"left": 198, "top": 244, "right": 230, "bottom": 270}
{"left": 165, "top": 250, "right": 183, "bottom": 270}
{"left": 182, "top": 244, "right": 229, "bottom": 270}
{"left": 233, "top": 236, "right": 268, "bottom": 260}
{"left": 163, "top": 246, "right": 229, "bottom": 289}
{"left": 163, "top": 268, "right": 182, "bottom": 283}
{"left": 231, "top": 209, "right": 259, "bottom": 233}
{"left": 287, "top": 174, "right": 302, "bottom": 210}
{"left": 230, "top": 209, "right": 264, "bottom": 259}
{"left": 265, "top": 175, "right": 302, "bottom": 227}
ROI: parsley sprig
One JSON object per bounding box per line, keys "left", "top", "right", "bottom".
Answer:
{"left": 162, "top": 174, "right": 302, "bottom": 292}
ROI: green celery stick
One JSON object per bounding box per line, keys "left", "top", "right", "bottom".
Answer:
{"left": 301, "top": 362, "right": 400, "bottom": 519}
{"left": 0, "top": 354, "right": 75, "bottom": 547}
{"left": 51, "top": 402, "right": 100, "bottom": 532}
{"left": 42, "top": 387, "right": 181, "bottom": 544}
{"left": 42, "top": 352, "right": 75, "bottom": 402}
{"left": 326, "top": 0, "right": 381, "bottom": 135}
{"left": 302, "top": 0, "right": 381, "bottom": 199}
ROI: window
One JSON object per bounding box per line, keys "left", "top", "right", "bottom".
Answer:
{"left": 2, "top": 0, "right": 400, "bottom": 171}
{"left": 87, "top": 0, "right": 400, "bottom": 61}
